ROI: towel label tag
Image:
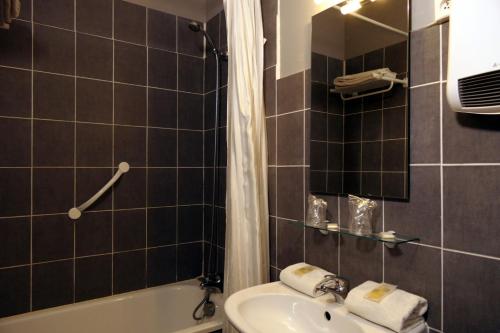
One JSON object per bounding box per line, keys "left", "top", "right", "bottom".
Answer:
{"left": 364, "top": 283, "right": 397, "bottom": 303}
{"left": 293, "top": 265, "right": 316, "bottom": 277}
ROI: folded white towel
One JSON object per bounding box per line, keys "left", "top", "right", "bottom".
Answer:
{"left": 345, "top": 281, "right": 428, "bottom": 333}
{"left": 279, "top": 262, "right": 332, "bottom": 297}
{"left": 333, "top": 68, "right": 397, "bottom": 94}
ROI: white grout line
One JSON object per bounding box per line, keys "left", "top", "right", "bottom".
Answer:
{"left": 144, "top": 7, "right": 149, "bottom": 287}
{"left": 110, "top": 0, "right": 115, "bottom": 295}
{"left": 175, "top": 15, "right": 179, "bottom": 282}
{"left": 0, "top": 65, "right": 206, "bottom": 96}
{"left": 29, "top": 0, "right": 34, "bottom": 312}
{"left": 72, "top": 0, "right": 77, "bottom": 304}
{"left": 439, "top": 24, "right": 445, "bottom": 332}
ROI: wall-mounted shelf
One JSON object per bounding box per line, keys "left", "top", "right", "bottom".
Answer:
{"left": 286, "top": 220, "right": 419, "bottom": 248}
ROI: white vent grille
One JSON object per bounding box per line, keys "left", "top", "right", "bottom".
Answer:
{"left": 458, "top": 70, "right": 500, "bottom": 107}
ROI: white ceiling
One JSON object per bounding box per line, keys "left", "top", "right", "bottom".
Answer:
{"left": 125, "top": 0, "right": 223, "bottom": 22}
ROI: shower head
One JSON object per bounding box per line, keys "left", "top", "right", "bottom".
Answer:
{"left": 188, "top": 21, "right": 201, "bottom": 32}
{"left": 187, "top": 21, "right": 218, "bottom": 55}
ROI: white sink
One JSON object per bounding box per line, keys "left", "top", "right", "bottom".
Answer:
{"left": 225, "top": 282, "right": 427, "bottom": 333}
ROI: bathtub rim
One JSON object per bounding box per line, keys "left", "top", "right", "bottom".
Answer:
{"left": 0, "top": 277, "right": 225, "bottom": 328}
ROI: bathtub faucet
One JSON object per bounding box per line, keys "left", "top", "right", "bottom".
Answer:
{"left": 198, "top": 274, "right": 223, "bottom": 293}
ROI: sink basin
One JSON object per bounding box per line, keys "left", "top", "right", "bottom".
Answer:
{"left": 225, "top": 282, "right": 428, "bottom": 333}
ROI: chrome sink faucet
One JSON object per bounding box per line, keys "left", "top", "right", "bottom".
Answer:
{"left": 316, "top": 274, "right": 349, "bottom": 304}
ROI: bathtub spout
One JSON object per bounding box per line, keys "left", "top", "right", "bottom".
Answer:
{"left": 198, "top": 274, "right": 223, "bottom": 293}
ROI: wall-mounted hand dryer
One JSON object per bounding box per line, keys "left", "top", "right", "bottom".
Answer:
{"left": 447, "top": 0, "right": 500, "bottom": 114}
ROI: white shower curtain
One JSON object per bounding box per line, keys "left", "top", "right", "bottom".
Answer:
{"left": 223, "top": 0, "right": 269, "bottom": 311}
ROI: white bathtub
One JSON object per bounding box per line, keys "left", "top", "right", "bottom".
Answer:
{"left": 0, "top": 279, "right": 225, "bottom": 333}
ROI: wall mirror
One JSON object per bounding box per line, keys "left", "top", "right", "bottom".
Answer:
{"left": 309, "top": 0, "right": 410, "bottom": 199}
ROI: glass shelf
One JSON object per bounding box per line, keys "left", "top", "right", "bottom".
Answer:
{"left": 286, "top": 220, "right": 419, "bottom": 248}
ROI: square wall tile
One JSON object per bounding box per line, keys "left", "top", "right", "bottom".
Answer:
{"left": 346, "top": 55, "right": 363, "bottom": 74}
{"left": 34, "top": 72, "right": 74, "bottom": 121}
{"left": 114, "top": 0, "right": 146, "bottom": 44}
{"left": 178, "top": 55, "right": 203, "bottom": 93}
{"left": 0, "top": 217, "right": 30, "bottom": 268}
{"left": 383, "top": 106, "right": 406, "bottom": 140}
{"left": 114, "top": 126, "right": 146, "bottom": 167}
{"left": 385, "top": 41, "right": 407, "bottom": 75}
{"left": 385, "top": 166, "right": 441, "bottom": 246}
{"left": 382, "top": 172, "right": 406, "bottom": 198}
{"left": 178, "top": 92, "right": 203, "bottom": 130}
{"left": 113, "top": 168, "right": 146, "bottom": 209}
{"left": 267, "top": 117, "right": 276, "bottom": 165}
{"left": 115, "top": 41, "right": 146, "bottom": 85}
{"left": 34, "top": 120, "right": 74, "bottom": 167}
{"left": 75, "top": 255, "right": 112, "bottom": 302}
{"left": 177, "top": 17, "right": 204, "bottom": 57}
{"left": 76, "top": 123, "right": 113, "bottom": 167}
{"left": 114, "top": 84, "right": 146, "bottom": 126}
{"left": 0, "top": 67, "right": 31, "bottom": 118}
{"left": 32, "top": 260, "right": 74, "bottom": 311}
{"left": 178, "top": 206, "right": 203, "bottom": 243}
{"left": 148, "top": 9, "right": 176, "bottom": 51}
{"left": 382, "top": 139, "right": 406, "bottom": 172}
{"left": 177, "top": 242, "right": 202, "bottom": 280}
{"left": 148, "top": 168, "right": 177, "bottom": 207}
{"left": 33, "top": 168, "right": 73, "bottom": 214}
{"left": 114, "top": 209, "right": 146, "bottom": 251}
{"left": 147, "top": 246, "right": 176, "bottom": 287}
{"left": 277, "top": 72, "right": 304, "bottom": 115}
{"left": 76, "top": 78, "right": 113, "bottom": 123}
{"left": 277, "top": 111, "right": 304, "bottom": 165}
{"left": 276, "top": 167, "right": 304, "bottom": 221}
{"left": 262, "top": 0, "right": 277, "bottom": 68}
{"left": 33, "top": 214, "right": 73, "bottom": 262}
{"left": 148, "top": 88, "right": 177, "bottom": 128}
{"left": 443, "top": 252, "right": 500, "bottom": 333}
{"left": 0, "top": 21, "right": 32, "bottom": 69}
{"left": 364, "top": 49, "right": 383, "bottom": 71}
{"left": 178, "top": 130, "right": 203, "bottom": 167}
{"left": 178, "top": 168, "right": 203, "bottom": 205}
{"left": 385, "top": 244, "right": 442, "bottom": 329}
{"left": 264, "top": 67, "right": 276, "bottom": 116}
{"left": 148, "top": 48, "right": 177, "bottom": 89}
{"left": 113, "top": 250, "right": 146, "bottom": 294}
{"left": 0, "top": 168, "right": 30, "bottom": 217}
{"left": 76, "top": 34, "right": 113, "bottom": 80}
{"left": 444, "top": 166, "right": 500, "bottom": 257}
{"left": 305, "top": 228, "right": 339, "bottom": 274}
{"left": 34, "top": 24, "right": 75, "bottom": 75}
{"left": 76, "top": 0, "right": 112, "bottom": 37}
{"left": 410, "top": 25, "right": 440, "bottom": 86}
{"left": 339, "top": 237, "right": 382, "bottom": 288}
{"left": 148, "top": 128, "right": 177, "bottom": 167}
{"left": 0, "top": 266, "right": 30, "bottom": 318}
{"left": 410, "top": 84, "right": 440, "bottom": 164}
{"left": 75, "top": 211, "right": 112, "bottom": 256}
{"left": 147, "top": 207, "right": 176, "bottom": 247}
{"left": 277, "top": 219, "right": 304, "bottom": 269}
{"left": 0, "top": 118, "right": 31, "bottom": 167}
{"left": 34, "top": 0, "right": 74, "bottom": 29}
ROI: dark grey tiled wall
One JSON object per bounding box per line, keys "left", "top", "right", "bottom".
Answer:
{"left": 266, "top": 15, "right": 500, "bottom": 333}
{"left": 0, "top": 0, "right": 207, "bottom": 318}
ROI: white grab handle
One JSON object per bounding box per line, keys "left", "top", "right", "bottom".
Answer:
{"left": 68, "top": 162, "right": 130, "bottom": 220}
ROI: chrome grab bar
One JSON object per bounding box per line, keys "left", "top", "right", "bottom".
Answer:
{"left": 68, "top": 162, "right": 130, "bottom": 220}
